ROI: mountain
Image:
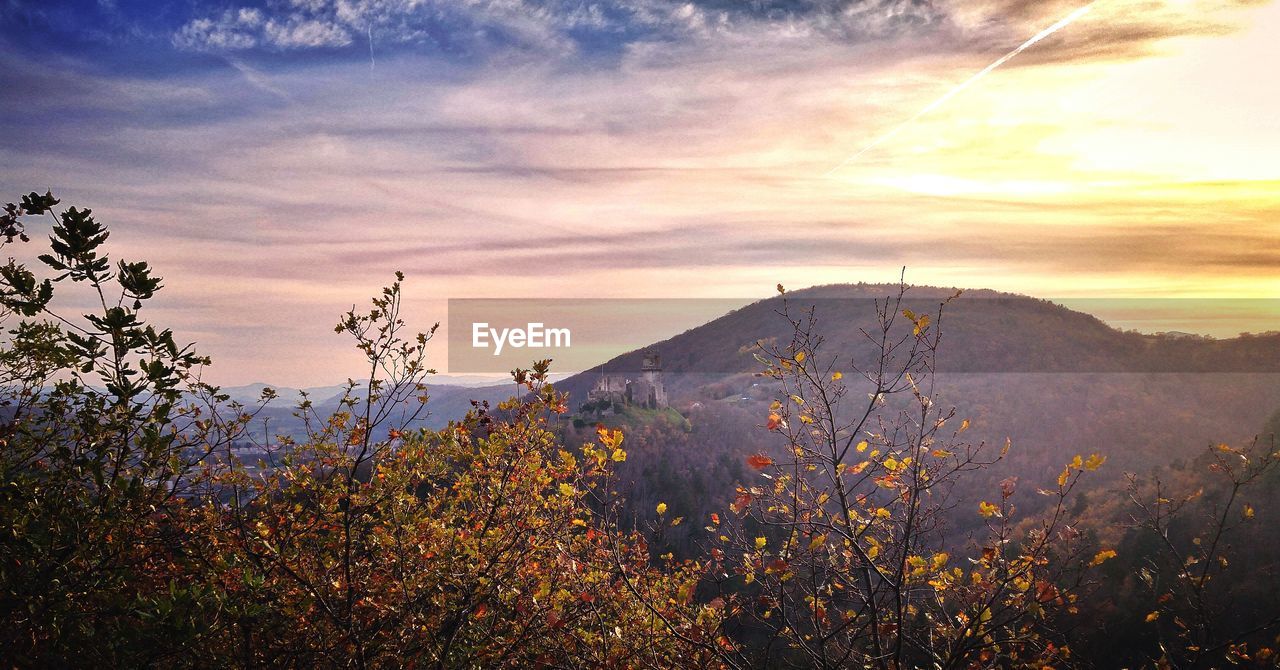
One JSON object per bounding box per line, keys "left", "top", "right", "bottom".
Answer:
{"left": 559, "top": 283, "right": 1280, "bottom": 398}
{"left": 552, "top": 284, "right": 1280, "bottom": 553}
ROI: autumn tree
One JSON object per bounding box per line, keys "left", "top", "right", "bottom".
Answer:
{"left": 1120, "top": 438, "right": 1280, "bottom": 668}
{"left": 0, "top": 191, "right": 722, "bottom": 668}
{"left": 0, "top": 192, "right": 265, "bottom": 663}
{"left": 649, "top": 284, "right": 1114, "bottom": 669}
{"left": 196, "top": 338, "right": 726, "bottom": 666}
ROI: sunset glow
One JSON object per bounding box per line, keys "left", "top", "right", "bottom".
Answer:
{"left": 2, "top": 0, "right": 1277, "bottom": 384}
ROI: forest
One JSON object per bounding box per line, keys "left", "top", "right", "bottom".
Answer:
{"left": 2, "top": 191, "right": 1278, "bottom": 668}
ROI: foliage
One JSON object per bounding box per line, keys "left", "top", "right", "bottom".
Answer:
{"left": 2, "top": 191, "right": 1278, "bottom": 668}
{"left": 0, "top": 191, "right": 721, "bottom": 667}
{"left": 0, "top": 191, "right": 266, "bottom": 663}
{"left": 1118, "top": 439, "right": 1280, "bottom": 668}
{"left": 650, "top": 284, "right": 1111, "bottom": 669}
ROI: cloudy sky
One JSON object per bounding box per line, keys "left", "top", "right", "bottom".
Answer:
{"left": 1, "top": 0, "right": 1277, "bottom": 385}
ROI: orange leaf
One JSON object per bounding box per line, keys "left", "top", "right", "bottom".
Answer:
{"left": 747, "top": 454, "right": 774, "bottom": 469}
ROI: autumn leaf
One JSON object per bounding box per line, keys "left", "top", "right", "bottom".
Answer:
{"left": 1035, "top": 580, "right": 1059, "bottom": 603}
{"left": 766, "top": 414, "right": 782, "bottom": 430}
{"left": 755, "top": 537, "right": 767, "bottom": 550}
{"left": 656, "top": 502, "right": 667, "bottom": 515}
{"left": 978, "top": 501, "right": 1000, "bottom": 518}
{"left": 1089, "top": 549, "right": 1117, "bottom": 567}
{"left": 1000, "top": 476, "right": 1017, "bottom": 499}
{"left": 1084, "top": 453, "right": 1106, "bottom": 471}
{"left": 831, "top": 371, "right": 843, "bottom": 381}
{"left": 747, "top": 454, "right": 774, "bottom": 470}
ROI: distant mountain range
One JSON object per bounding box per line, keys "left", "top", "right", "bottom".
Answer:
{"left": 218, "top": 374, "right": 537, "bottom": 405}
{"left": 233, "top": 285, "right": 1280, "bottom": 479}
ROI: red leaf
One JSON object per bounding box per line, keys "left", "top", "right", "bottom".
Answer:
{"left": 747, "top": 454, "right": 774, "bottom": 470}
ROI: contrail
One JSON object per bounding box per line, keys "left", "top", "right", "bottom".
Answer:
{"left": 368, "top": 24, "right": 376, "bottom": 70}
{"left": 823, "top": 1, "right": 1097, "bottom": 177}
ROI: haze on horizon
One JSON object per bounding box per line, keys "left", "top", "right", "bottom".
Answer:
{"left": 2, "top": 0, "right": 1277, "bottom": 386}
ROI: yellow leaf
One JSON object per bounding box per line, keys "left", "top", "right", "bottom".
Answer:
{"left": 831, "top": 371, "right": 843, "bottom": 381}
{"left": 559, "top": 483, "right": 575, "bottom": 497}
{"left": 856, "top": 440, "right": 868, "bottom": 453}
{"left": 755, "top": 536, "right": 767, "bottom": 550}
{"left": 1145, "top": 611, "right": 1160, "bottom": 623}
{"left": 1089, "top": 549, "right": 1117, "bottom": 567}
{"left": 656, "top": 502, "right": 668, "bottom": 515}
{"left": 1084, "top": 453, "right": 1106, "bottom": 471}
{"left": 978, "top": 501, "right": 999, "bottom": 518}
{"left": 794, "top": 351, "right": 806, "bottom": 363}
{"left": 1243, "top": 504, "right": 1255, "bottom": 519}
{"left": 610, "top": 448, "right": 627, "bottom": 462}
{"left": 959, "top": 419, "right": 970, "bottom": 432}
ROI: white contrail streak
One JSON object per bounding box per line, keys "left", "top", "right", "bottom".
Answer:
{"left": 823, "top": 1, "right": 1097, "bottom": 177}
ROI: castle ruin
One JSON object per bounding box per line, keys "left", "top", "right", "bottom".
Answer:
{"left": 586, "top": 351, "right": 667, "bottom": 411}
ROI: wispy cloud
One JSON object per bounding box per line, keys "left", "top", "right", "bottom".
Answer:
{"left": 1, "top": 0, "right": 1277, "bottom": 384}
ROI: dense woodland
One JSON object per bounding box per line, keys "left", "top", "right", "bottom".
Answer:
{"left": 2, "top": 192, "right": 1278, "bottom": 668}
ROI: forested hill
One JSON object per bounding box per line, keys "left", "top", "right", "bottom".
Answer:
{"left": 558, "top": 283, "right": 1280, "bottom": 400}
{"left": 553, "top": 283, "right": 1280, "bottom": 572}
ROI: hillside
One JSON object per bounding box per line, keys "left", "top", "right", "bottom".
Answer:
{"left": 561, "top": 284, "right": 1280, "bottom": 399}
{"left": 555, "top": 284, "right": 1280, "bottom": 556}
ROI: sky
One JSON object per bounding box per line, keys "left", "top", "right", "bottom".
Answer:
{"left": 1, "top": 0, "right": 1278, "bottom": 385}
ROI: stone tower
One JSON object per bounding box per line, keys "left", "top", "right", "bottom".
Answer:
{"left": 639, "top": 351, "right": 667, "bottom": 408}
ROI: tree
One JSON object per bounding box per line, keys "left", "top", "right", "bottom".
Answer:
{"left": 654, "top": 283, "right": 1112, "bottom": 669}
{"left": 197, "top": 350, "right": 725, "bottom": 666}
{"left": 0, "top": 191, "right": 265, "bottom": 663}
{"left": 0, "top": 190, "right": 722, "bottom": 667}
{"left": 1122, "top": 438, "right": 1280, "bottom": 668}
